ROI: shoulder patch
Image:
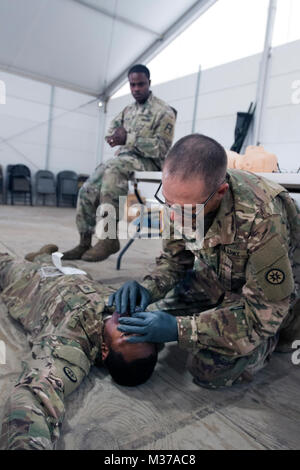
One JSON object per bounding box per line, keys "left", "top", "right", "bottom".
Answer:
{"left": 63, "top": 366, "right": 77, "bottom": 383}
{"left": 265, "top": 268, "right": 285, "bottom": 285}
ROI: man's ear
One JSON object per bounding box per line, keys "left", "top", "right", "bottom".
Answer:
{"left": 101, "top": 342, "right": 109, "bottom": 361}
{"left": 217, "top": 182, "right": 229, "bottom": 199}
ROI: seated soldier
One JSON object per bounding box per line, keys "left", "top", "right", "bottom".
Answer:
{"left": 0, "top": 250, "right": 157, "bottom": 450}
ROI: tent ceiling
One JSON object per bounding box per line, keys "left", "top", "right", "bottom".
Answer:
{"left": 0, "top": 0, "right": 218, "bottom": 98}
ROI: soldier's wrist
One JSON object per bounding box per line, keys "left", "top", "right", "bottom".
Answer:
{"left": 125, "top": 131, "right": 136, "bottom": 147}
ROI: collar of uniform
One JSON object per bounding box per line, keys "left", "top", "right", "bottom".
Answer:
{"left": 135, "top": 90, "right": 153, "bottom": 110}
{"left": 201, "top": 175, "right": 236, "bottom": 249}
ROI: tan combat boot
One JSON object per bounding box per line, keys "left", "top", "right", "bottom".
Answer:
{"left": 25, "top": 244, "right": 59, "bottom": 262}
{"left": 81, "top": 238, "right": 120, "bottom": 262}
{"left": 62, "top": 233, "right": 92, "bottom": 260}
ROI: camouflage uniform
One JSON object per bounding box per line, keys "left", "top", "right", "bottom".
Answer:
{"left": 0, "top": 254, "right": 115, "bottom": 450}
{"left": 142, "top": 170, "right": 300, "bottom": 389}
{"left": 77, "top": 92, "right": 176, "bottom": 233}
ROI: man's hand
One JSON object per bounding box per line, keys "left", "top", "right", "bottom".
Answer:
{"left": 117, "top": 310, "right": 178, "bottom": 343}
{"left": 106, "top": 127, "right": 127, "bottom": 147}
{"left": 108, "top": 281, "right": 151, "bottom": 315}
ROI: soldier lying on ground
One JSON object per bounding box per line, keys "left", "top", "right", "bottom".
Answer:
{"left": 59, "top": 63, "right": 176, "bottom": 263}
{"left": 0, "top": 252, "right": 157, "bottom": 450}
{"left": 110, "top": 133, "right": 300, "bottom": 389}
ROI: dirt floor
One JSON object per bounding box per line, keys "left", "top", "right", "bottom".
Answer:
{"left": 0, "top": 204, "right": 299, "bottom": 450}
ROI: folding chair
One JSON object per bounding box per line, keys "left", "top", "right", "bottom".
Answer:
{"left": 56, "top": 171, "right": 78, "bottom": 207}
{"left": 35, "top": 170, "right": 56, "bottom": 205}
{"left": 10, "top": 164, "right": 33, "bottom": 205}
{"left": 231, "top": 102, "right": 256, "bottom": 153}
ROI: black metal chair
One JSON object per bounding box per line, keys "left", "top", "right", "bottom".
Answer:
{"left": 9, "top": 164, "right": 32, "bottom": 205}
{"left": 35, "top": 170, "right": 56, "bottom": 205}
{"left": 230, "top": 102, "right": 256, "bottom": 153}
{"left": 4, "top": 164, "right": 13, "bottom": 204}
{"left": 56, "top": 171, "right": 78, "bottom": 207}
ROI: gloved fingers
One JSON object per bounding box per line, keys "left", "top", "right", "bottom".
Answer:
{"left": 140, "top": 290, "right": 150, "bottom": 311}
{"left": 131, "top": 311, "right": 151, "bottom": 320}
{"left": 114, "top": 289, "right": 123, "bottom": 314}
{"left": 119, "top": 287, "right": 130, "bottom": 315}
{"left": 129, "top": 287, "right": 138, "bottom": 314}
{"left": 118, "top": 316, "right": 146, "bottom": 326}
{"left": 117, "top": 324, "right": 148, "bottom": 335}
{"left": 125, "top": 335, "right": 149, "bottom": 344}
{"left": 107, "top": 293, "right": 115, "bottom": 307}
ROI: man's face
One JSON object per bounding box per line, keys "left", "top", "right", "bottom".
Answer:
{"left": 162, "top": 168, "right": 229, "bottom": 227}
{"left": 128, "top": 72, "right": 151, "bottom": 104}
{"left": 102, "top": 311, "right": 154, "bottom": 362}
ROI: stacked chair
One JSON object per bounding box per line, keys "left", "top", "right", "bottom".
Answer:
{"left": 56, "top": 171, "right": 78, "bottom": 207}
{"left": 35, "top": 170, "right": 56, "bottom": 205}
{"left": 8, "top": 164, "right": 33, "bottom": 205}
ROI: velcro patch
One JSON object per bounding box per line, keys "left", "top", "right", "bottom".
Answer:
{"left": 79, "top": 284, "right": 96, "bottom": 294}
{"left": 249, "top": 236, "right": 294, "bottom": 301}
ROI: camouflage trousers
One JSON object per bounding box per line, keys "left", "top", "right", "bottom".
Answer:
{"left": 0, "top": 254, "right": 90, "bottom": 450}
{"left": 77, "top": 153, "right": 160, "bottom": 234}
{"left": 150, "top": 287, "right": 279, "bottom": 389}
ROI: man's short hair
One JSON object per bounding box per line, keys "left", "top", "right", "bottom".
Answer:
{"left": 164, "top": 134, "right": 228, "bottom": 192}
{"left": 128, "top": 64, "right": 150, "bottom": 80}
{"left": 104, "top": 348, "right": 157, "bottom": 387}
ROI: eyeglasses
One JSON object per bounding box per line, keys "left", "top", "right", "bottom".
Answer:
{"left": 154, "top": 180, "right": 224, "bottom": 217}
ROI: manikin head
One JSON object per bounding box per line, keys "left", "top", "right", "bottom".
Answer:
{"left": 161, "top": 134, "right": 229, "bottom": 226}
{"left": 101, "top": 311, "right": 157, "bottom": 386}
{"left": 127, "top": 64, "right": 151, "bottom": 104}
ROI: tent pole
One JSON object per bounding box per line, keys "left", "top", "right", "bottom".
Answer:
{"left": 96, "top": 98, "right": 109, "bottom": 166}
{"left": 191, "top": 65, "right": 202, "bottom": 133}
{"left": 252, "top": 0, "right": 278, "bottom": 146}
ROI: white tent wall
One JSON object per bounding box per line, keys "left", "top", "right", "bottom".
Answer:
{"left": 0, "top": 71, "right": 100, "bottom": 178}
{"left": 0, "top": 39, "right": 299, "bottom": 187}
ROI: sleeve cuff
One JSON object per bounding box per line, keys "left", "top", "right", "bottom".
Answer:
{"left": 125, "top": 131, "right": 136, "bottom": 148}
{"left": 177, "top": 316, "right": 199, "bottom": 351}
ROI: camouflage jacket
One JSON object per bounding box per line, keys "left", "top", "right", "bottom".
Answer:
{"left": 1, "top": 268, "right": 112, "bottom": 366}
{"left": 0, "top": 257, "right": 115, "bottom": 449}
{"left": 105, "top": 92, "right": 176, "bottom": 166}
{"left": 142, "top": 170, "right": 300, "bottom": 357}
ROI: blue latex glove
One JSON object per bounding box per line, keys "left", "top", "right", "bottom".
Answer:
{"left": 117, "top": 310, "right": 178, "bottom": 343}
{"left": 108, "top": 281, "right": 151, "bottom": 315}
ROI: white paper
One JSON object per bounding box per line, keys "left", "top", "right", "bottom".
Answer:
{"left": 39, "top": 266, "right": 63, "bottom": 278}
{"left": 52, "top": 252, "right": 87, "bottom": 276}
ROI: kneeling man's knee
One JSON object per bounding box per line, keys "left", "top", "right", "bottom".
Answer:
{"left": 187, "top": 350, "right": 249, "bottom": 389}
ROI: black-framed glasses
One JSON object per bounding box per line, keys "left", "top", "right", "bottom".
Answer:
{"left": 154, "top": 180, "right": 224, "bottom": 217}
